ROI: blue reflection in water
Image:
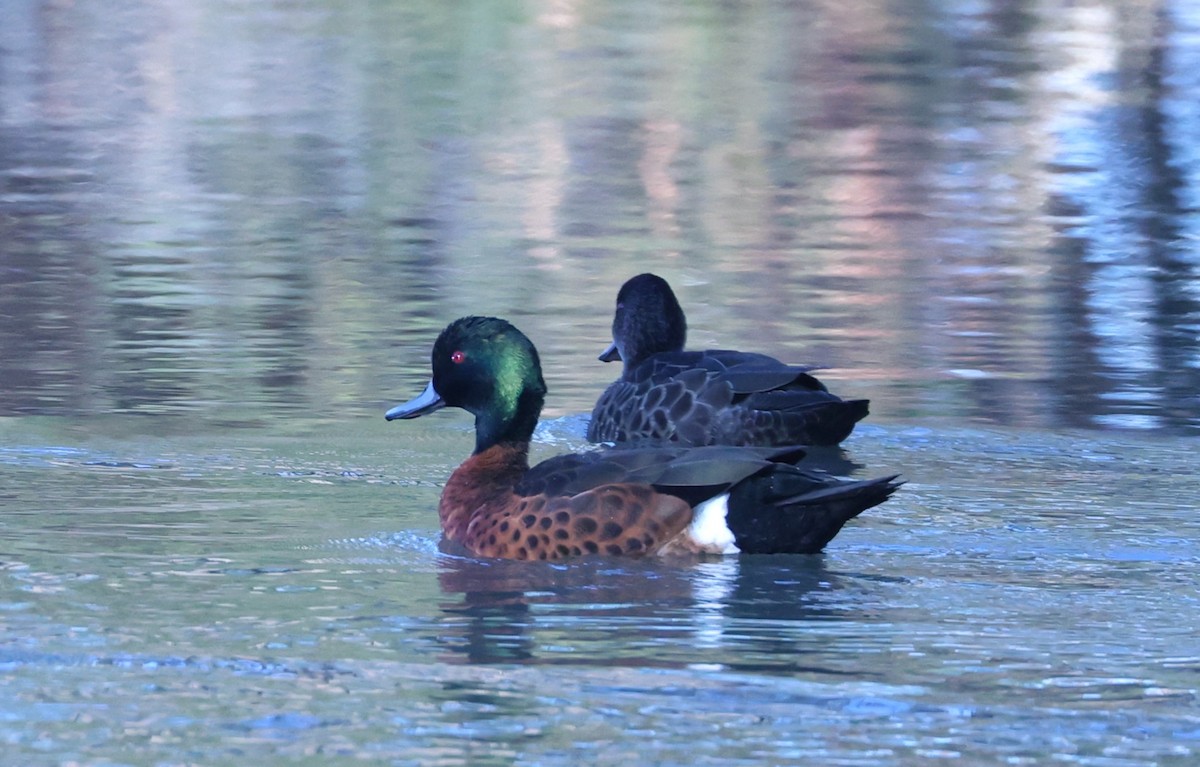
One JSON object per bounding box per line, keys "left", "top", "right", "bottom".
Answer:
{"left": 1040, "top": 4, "right": 1200, "bottom": 431}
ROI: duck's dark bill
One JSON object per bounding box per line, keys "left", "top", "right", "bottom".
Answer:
{"left": 598, "top": 342, "right": 621, "bottom": 362}
{"left": 385, "top": 381, "right": 446, "bottom": 420}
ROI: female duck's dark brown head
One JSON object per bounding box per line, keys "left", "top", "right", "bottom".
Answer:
{"left": 386, "top": 316, "right": 547, "bottom": 453}
{"left": 599, "top": 273, "right": 687, "bottom": 373}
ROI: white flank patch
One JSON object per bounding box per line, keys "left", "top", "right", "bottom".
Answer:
{"left": 687, "top": 494, "right": 740, "bottom": 554}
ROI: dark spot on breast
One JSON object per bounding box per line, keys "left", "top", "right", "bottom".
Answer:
{"left": 488, "top": 534, "right": 497, "bottom": 546}
{"left": 605, "top": 544, "right": 623, "bottom": 556}
{"left": 626, "top": 538, "right": 643, "bottom": 552}
{"left": 556, "top": 544, "right": 570, "bottom": 557}
{"left": 583, "top": 541, "right": 599, "bottom": 554}
{"left": 521, "top": 514, "right": 537, "bottom": 528}
{"left": 554, "top": 529, "right": 569, "bottom": 540}
{"left": 574, "top": 517, "right": 598, "bottom": 536}
{"left": 600, "top": 521, "right": 624, "bottom": 541}
{"left": 570, "top": 546, "right": 582, "bottom": 556}
{"left": 517, "top": 547, "right": 528, "bottom": 559}
{"left": 511, "top": 529, "right": 521, "bottom": 542}
{"left": 538, "top": 551, "right": 548, "bottom": 560}
{"left": 539, "top": 516, "right": 553, "bottom": 530}
{"left": 555, "top": 510, "right": 570, "bottom": 523}
{"left": 528, "top": 536, "right": 540, "bottom": 549}
{"left": 499, "top": 520, "right": 510, "bottom": 533}
{"left": 625, "top": 502, "right": 644, "bottom": 522}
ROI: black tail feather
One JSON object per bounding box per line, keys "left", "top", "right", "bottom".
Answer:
{"left": 726, "top": 472, "right": 902, "bottom": 555}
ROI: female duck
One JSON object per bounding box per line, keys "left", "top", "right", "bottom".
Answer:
{"left": 589, "top": 273, "right": 869, "bottom": 447}
{"left": 387, "top": 316, "right": 900, "bottom": 560}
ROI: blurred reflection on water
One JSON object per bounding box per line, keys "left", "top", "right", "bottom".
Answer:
{"left": 2, "top": 0, "right": 1198, "bottom": 432}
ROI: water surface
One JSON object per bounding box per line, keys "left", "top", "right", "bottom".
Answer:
{"left": 2, "top": 418, "right": 1198, "bottom": 764}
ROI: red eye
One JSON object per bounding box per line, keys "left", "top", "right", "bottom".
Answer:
{"left": 451, "top": 350, "right": 466, "bottom": 364}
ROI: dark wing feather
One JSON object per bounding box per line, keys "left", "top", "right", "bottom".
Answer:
{"left": 714, "top": 396, "right": 870, "bottom": 447}
{"left": 721, "top": 368, "right": 827, "bottom": 395}
{"left": 691, "top": 348, "right": 817, "bottom": 370}
{"left": 515, "top": 449, "right": 674, "bottom": 497}
{"left": 517, "top": 444, "right": 807, "bottom": 503}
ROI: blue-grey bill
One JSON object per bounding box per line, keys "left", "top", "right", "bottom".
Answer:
{"left": 598, "top": 342, "right": 621, "bottom": 362}
{"left": 385, "top": 380, "right": 445, "bottom": 420}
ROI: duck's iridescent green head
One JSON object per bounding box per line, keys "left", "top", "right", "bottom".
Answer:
{"left": 386, "top": 316, "right": 547, "bottom": 453}
{"left": 600, "top": 273, "right": 687, "bottom": 371}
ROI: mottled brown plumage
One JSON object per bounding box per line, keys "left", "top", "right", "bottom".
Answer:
{"left": 439, "top": 443, "right": 692, "bottom": 560}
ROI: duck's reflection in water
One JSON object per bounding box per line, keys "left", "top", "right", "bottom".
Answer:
{"left": 435, "top": 551, "right": 871, "bottom": 673}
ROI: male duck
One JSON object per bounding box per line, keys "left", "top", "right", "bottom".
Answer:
{"left": 588, "top": 273, "right": 870, "bottom": 447}
{"left": 386, "top": 316, "right": 901, "bottom": 560}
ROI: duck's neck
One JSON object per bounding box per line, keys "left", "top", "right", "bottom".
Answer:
{"left": 439, "top": 441, "right": 530, "bottom": 543}
{"left": 621, "top": 325, "right": 686, "bottom": 377}
{"left": 473, "top": 388, "right": 543, "bottom": 455}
